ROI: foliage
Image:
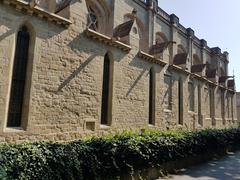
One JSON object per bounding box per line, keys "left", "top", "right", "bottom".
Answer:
{"left": 1, "top": 128, "right": 240, "bottom": 179}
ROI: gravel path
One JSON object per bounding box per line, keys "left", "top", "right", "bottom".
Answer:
{"left": 158, "top": 151, "right": 240, "bottom": 180}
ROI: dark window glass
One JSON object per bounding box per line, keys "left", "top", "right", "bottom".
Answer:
{"left": 149, "top": 68, "right": 155, "bottom": 125}
{"left": 7, "top": 26, "right": 30, "bottom": 127}
{"left": 209, "top": 88, "right": 214, "bottom": 119}
{"left": 164, "top": 74, "right": 172, "bottom": 110}
{"left": 101, "top": 53, "right": 110, "bottom": 125}
{"left": 188, "top": 81, "right": 194, "bottom": 111}
{"left": 88, "top": 6, "right": 98, "bottom": 31}
{"left": 198, "top": 85, "right": 202, "bottom": 125}
{"left": 221, "top": 90, "right": 225, "bottom": 119}
{"left": 178, "top": 79, "right": 183, "bottom": 125}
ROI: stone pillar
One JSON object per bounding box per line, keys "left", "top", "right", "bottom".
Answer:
{"left": 146, "top": 0, "right": 158, "bottom": 49}
{"left": 169, "top": 14, "right": 179, "bottom": 64}
{"left": 187, "top": 28, "right": 194, "bottom": 71}
{"left": 223, "top": 51, "right": 229, "bottom": 75}
{"left": 200, "top": 39, "right": 207, "bottom": 76}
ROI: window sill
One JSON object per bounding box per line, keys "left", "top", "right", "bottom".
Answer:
{"left": 148, "top": 124, "right": 155, "bottom": 128}
{"left": 177, "top": 124, "right": 183, "bottom": 128}
{"left": 188, "top": 111, "right": 196, "bottom": 115}
{"left": 99, "top": 124, "right": 111, "bottom": 130}
{"left": 196, "top": 123, "right": 203, "bottom": 127}
{"left": 164, "top": 109, "right": 172, "bottom": 113}
{"left": 4, "top": 127, "right": 26, "bottom": 133}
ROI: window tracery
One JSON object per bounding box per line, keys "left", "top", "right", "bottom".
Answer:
{"left": 87, "top": 6, "right": 98, "bottom": 31}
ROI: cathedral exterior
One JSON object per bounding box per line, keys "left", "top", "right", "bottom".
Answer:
{"left": 0, "top": 0, "right": 237, "bottom": 143}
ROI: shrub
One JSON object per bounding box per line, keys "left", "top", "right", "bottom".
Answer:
{"left": 0, "top": 128, "right": 240, "bottom": 179}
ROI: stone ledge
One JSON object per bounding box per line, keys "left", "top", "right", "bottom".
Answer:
{"left": 1, "top": 0, "right": 72, "bottom": 27}
{"left": 169, "top": 64, "right": 191, "bottom": 75}
{"left": 85, "top": 28, "right": 131, "bottom": 52}
{"left": 191, "top": 73, "right": 235, "bottom": 92}
{"left": 137, "top": 51, "right": 167, "bottom": 66}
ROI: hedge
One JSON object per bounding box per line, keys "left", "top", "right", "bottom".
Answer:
{"left": 1, "top": 128, "right": 240, "bottom": 179}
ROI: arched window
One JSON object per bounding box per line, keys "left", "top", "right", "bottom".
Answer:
{"left": 193, "top": 54, "right": 201, "bottom": 65}
{"left": 87, "top": 6, "right": 98, "bottom": 31}
{"left": 101, "top": 53, "right": 113, "bottom": 125}
{"left": 177, "top": 45, "right": 186, "bottom": 54}
{"left": 178, "top": 78, "right": 183, "bottom": 125}
{"left": 86, "top": 0, "right": 110, "bottom": 35}
{"left": 209, "top": 87, "right": 215, "bottom": 121}
{"left": 164, "top": 70, "right": 172, "bottom": 110}
{"left": 220, "top": 67, "right": 225, "bottom": 77}
{"left": 155, "top": 32, "right": 167, "bottom": 45}
{"left": 221, "top": 89, "right": 225, "bottom": 123}
{"left": 152, "top": 32, "right": 170, "bottom": 61}
{"left": 230, "top": 93, "right": 234, "bottom": 121}
{"left": 226, "top": 93, "right": 230, "bottom": 119}
{"left": 149, "top": 68, "right": 155, "bottom": 125}
{"left": 197, "top": 84, "right": 202, "bottom": 125}
{"left": 188, "top": 80, "right": 194, "bottom": 112}
{"left": 7, "top": 26, "right": 30, "bottom": 127}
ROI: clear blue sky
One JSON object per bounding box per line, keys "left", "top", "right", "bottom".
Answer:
{"left": 158, "top": 0, "right": 240, "bottom": 91}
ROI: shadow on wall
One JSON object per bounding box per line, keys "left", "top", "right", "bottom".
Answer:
{"left": 126, "top": 54, "right": 162, "bottom": 96}
{"left": 126, "top": 69, "right": 146, "bottom": 96}
{"left": 0, "top": 12, "right": 67, "bottom": 41}
{"left": 56, "top": 53, "right": 96, "bottom": 92}
{"left": 68, "top": 33, "right": 129, "bottom": 62}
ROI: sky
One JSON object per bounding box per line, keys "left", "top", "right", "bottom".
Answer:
{"left": 158, "top": 0, "right": 240, "bottom": 91}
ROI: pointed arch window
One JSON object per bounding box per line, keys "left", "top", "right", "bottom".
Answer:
{"left": 164, "top": 71, "right": 172, "bottom": 110}
{"left": 197, "top": 84, "right": 202, "bottom": 125}
{"left": 209, "top": 87, "right": 214, "bottom": 119}
{"left": 221, "top": 90, "right": 225, "bottom": 121}
{"left": 87, "top": 6, "right": 98, "bottom": 31}
{"left": 101, "top": 53, "right": 113, "bottom": 125}
{"left": 178, "top": 78, "right": 183, "bottom": 125}
{"left": 149, "top": 68, "right": 155, "bottom": 125}
{"left": 188, "top": 80, "right": 194, "bottom": 112}
{"left": 85, "top": 0, "right": 109, "bottom": 34}
{"left": 230, "top": 93, "right": 234, "bottom": 121}
{"left": 227, "top": 93, "right": 230, "bottom": 118}
{"left": 7, "top": 26, "right": 30, "bottom": 127}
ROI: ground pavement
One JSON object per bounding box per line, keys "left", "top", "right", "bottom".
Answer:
{"left": 158, "top": 151, "right": 240, "bottom": 180}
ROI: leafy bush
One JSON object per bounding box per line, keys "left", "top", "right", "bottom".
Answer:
{"left": 1, "top": 128, "right": 240, "bottom": 179}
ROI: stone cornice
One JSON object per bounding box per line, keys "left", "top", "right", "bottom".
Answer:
{"left": 85, "top": 28, "right": 131, "bottom": 52}
{"left": 191, "top": 73, "right": 217, "bottom": 86}
{"left": 168, "top": 66, "right": 234, "bottom": 92}
{"left": 191, "top": 73, "right": 235, "bottom": 92}
{"left": 1, "top": 0, "right": 72, "bottom": 27}
{"left": 169, "top": 64, "right": 191, "bottom": 75}
{"left": 137, "top": 51, "right": 167, "bottom": 66}
{"left": 131, "top": 0, "right": 228, "bottom": 61}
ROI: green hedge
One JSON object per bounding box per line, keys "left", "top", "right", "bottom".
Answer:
{"left": 1, "top": 128, "right": 240, "bottom": 179}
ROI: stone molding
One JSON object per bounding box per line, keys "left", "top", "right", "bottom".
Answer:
{"left": 85, "top": 28, "right": 131, "bottom": 52}
{"left": 137, "top": 51, "right": 167, "bottom": 66}
{"left": 1, "top": 0, "right": 72, "bottom": 27}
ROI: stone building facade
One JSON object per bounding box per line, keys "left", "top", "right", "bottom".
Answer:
{"left": 237, "top": 92, "right": 240, "bottom": 123}
{"left": 0, "top": 0, "right": 237, "bottom": 143}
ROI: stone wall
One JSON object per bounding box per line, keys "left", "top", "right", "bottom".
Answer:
{"left": 0, "top": 0, "right": 237, "bottom": 143}
{"left": 236, "top": 92, "right": 240, "bottom": 123}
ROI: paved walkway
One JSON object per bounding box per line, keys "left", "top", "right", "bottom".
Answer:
{"left": 158, "top": 151, "right": 240, "bottom": 180}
